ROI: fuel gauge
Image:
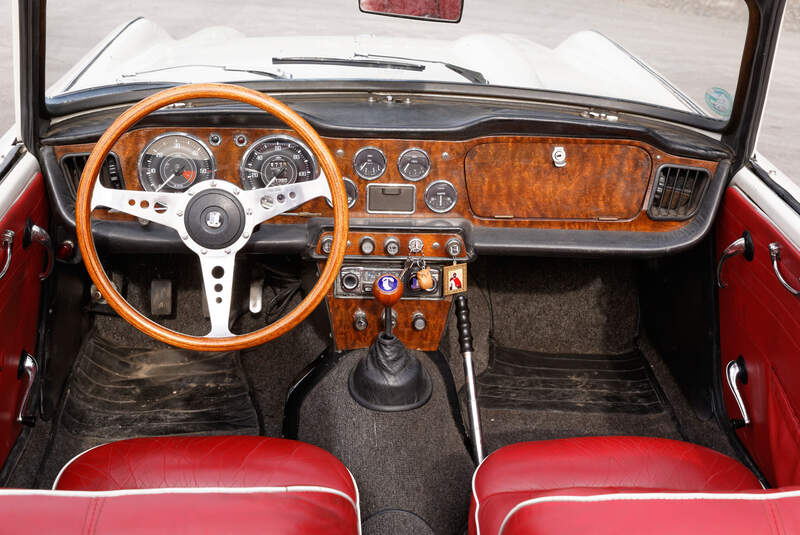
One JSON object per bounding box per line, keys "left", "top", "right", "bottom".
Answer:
{"left": 353, "top": 147, "right": 386, "bottom": 180}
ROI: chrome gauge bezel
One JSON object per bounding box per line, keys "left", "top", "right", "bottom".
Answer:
{"left": 239, "top": 134, "right": 319, "bottom": 190}
{"left": 397, "top": 147, "right": 431, "bottom": 182}
{"left": 137, "top": 132, "right": 217, "bottom": 192}
{"left": 326, "top": 177, "right": 358, "bottom": 209}
{"left": 352, "top": 146, "right": 387, "bottom": 181}
{"left": 424, "top": 180, "right": 458, "bottom": 213}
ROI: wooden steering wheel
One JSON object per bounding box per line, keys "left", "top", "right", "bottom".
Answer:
{"left": 75, "top": 84, "right": 348, "bottom": 351}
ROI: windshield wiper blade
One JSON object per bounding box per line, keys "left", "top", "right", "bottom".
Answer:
{"left": 355, "top": 53, "right": 487, "bottom": 84}
{"left": 271, "top": 56, "right": 425, "bottom": 72}
{"left": 121, "top": 64, "right": 288, "bottom": 80}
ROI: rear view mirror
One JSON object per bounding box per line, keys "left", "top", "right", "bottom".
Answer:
{"left": 359, "top": 0, "right": 463, "bottom": 23}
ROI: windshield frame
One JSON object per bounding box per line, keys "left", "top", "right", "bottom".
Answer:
{"left": 15, "top": 0, "right": 782, "bottom": 159}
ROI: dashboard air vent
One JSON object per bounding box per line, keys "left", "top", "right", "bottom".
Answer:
{"left": 60, "top": 153, "right": 124, "bottom": 195}
{"left": 648, "top": 165, "right": 710, "bottom": 220}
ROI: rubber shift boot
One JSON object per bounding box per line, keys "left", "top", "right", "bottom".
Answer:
{"left": 349, "top": 333, "right": 433, "bottom": 411}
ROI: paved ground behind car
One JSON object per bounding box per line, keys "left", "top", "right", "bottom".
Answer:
{"left": 0, "top": 0, "right": 797, "bottom": 182}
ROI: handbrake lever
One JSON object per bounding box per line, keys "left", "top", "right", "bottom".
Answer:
{"left": 454, "top": 294, "right": 485, "bottom": 463}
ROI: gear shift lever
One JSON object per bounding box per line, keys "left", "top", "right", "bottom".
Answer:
{"left": 348, "top": 274, "right": 432, "bottom": 411}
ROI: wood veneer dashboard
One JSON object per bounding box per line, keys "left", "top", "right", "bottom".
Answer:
{"left": 53, "top": 127, "right": 719, "bottom": 233}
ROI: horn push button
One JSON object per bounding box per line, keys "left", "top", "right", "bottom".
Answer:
{"left": 185, "top": 190, "right": 246, "bottom": 249}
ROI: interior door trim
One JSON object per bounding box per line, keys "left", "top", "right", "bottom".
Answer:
{"left": 730, "top": 166, "right": 800, "bottom": 250}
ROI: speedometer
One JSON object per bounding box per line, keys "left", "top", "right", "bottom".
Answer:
{"left": 239, "top": 135, "right": 317, "bottom": 190}
{"left": 138, "top": 133, "right": 216, "bottom": 192}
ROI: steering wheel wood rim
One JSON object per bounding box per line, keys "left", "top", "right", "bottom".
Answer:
{"left": 75, "top": 83, "right": 348, "bottom": 351}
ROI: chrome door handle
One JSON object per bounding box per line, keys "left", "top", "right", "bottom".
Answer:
{"left": 0, "top": 230, "right": 13, "bottom": 280}
{"left": 23, "top": 221, "right": 53, "bottom": 280}
{"left": 717, "top": 232, "right": 754, "bottom": 288}
{"left": 769, "top": 243, "right": 800, "bottom": 297}
{"left": 16, "top": 352, "right": 38, "bottom": 426}
{"left": 726, "top": 357, "right": 750, "bottom": 428}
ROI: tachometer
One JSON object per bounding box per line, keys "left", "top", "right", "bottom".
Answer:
{"left": 240, "top": 135, "right": 317, "bottom": 190}
{"left": 138, "top": 133, "right": 216, "bottom": 192}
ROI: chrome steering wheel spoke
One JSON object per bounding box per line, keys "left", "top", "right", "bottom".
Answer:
{"left": 197, "top": 251, "right": 237, "bottom": 338}
{"left": 91, "top": 183, "right": 182, "bottom": 230}
{"left": 243, "top": 173, "right": 332, "bottom": 223}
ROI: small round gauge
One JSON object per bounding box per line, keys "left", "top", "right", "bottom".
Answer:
{"left": 353, "top": 147, "right": 386, "bottom": 180}
{"left": 138, "top": 133, "right": 216, "bottom": 192}
{"left": 239, "top": 135, "right": 317, "bottom": 190}
{"left": 424, "top": 180, "right": 458, "bottom": 213}
{"left": 397, "top": 148, "right": 431, "bottom": 181}
{"left": 326, "top": 177, "right": 359, "bottom": 208}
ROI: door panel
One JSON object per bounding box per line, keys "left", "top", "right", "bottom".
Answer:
{"left": 717, "top": 185, "right": 800, "bottom": 487}
{"left": 0, "top": 153, "right": 48, "bottom": 464}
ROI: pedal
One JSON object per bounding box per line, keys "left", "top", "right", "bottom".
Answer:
{"left": 150, "top": 279, "right": 173, "bottom": 316}
{"left": 249, "top": 279, "right": 264, "bottom": 314}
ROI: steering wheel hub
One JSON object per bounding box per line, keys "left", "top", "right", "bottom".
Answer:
{"left": 184, "top": 189, "right": 246, "bottom": 249}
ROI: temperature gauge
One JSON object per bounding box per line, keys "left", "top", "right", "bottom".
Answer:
{"left": 424, "top": 180, "right": 458, "bottom": 213}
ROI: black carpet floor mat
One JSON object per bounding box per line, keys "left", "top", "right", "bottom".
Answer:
{"left": 472, "top": 342, "right": 681, "bottom": 454}
{"left": 298, "top": 350, "right": 474, "bottom": 535}
{"left": 34, "top": 334, "right": 259, "bottom": 487}
{"left": 477, "top": 344, "right": 667, "bottom": 415}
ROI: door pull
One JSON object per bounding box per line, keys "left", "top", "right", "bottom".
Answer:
{"left": 769, "top": 243, "right": 800, "bottom": 297}
{"left": 16, "top": 351, "right": 39, "bottom": 426}
{"left": 23, "top": 220, "right": 53, "bottom": 280}
{"left": 717, "top": 232, "right": 754, "bottom": 288}
{"left": 726, "top": 356, "right": 750, "bottom": 429}
{"left": 0, "top": 230, "right": 13, "bottom": 280}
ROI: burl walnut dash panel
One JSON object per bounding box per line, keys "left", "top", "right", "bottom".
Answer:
{"left": 327, "top": 293, "right": 452, "bottom": 351}
{"left": 53, "top": 128, "right": 719, "bottom": 231}
{"left": 465, "top": 141, "right": 651, "bottom": 220}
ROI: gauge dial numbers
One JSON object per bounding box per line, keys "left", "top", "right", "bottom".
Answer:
{"left": 138, "top": 133, "right": 216, "bottom": 192}
{"left": 397, "top": 148, "right": 431, "bottom": 181}
{"left": 424, "top": 180, "right": 458, "bottom": 213}
{"left": 239, "top": 135, "right": 318, "bottom": 190}
{"left": 353, "top": 147, "right": 387, "bottom": 181}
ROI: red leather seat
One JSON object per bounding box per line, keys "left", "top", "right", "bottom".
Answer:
{"left": 470, "top": 436, "right": 761, "bottom": 535}
{"left": 42, "top": 435, "right": 360, "bottom": 534}
{"left": 497, "top": 489, "right": 800, "bottom": 535}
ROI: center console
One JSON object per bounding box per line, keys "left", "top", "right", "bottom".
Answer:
{"left": 315, "top": 229, "right": 468, "bottom": 351}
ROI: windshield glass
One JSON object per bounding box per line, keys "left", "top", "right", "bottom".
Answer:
{"left": 45, "top": 0, "right": 749, "bottom": 121}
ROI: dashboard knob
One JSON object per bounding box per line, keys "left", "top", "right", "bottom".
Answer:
{"left": 320, "top": 236, "right": 333, "bottom": 255}
{"left": 408, "top": 237, "right": 424, "bottom": 253}
{"left": 445, "top": 238, "right": 462, "bottom": 257}
{"left": 412, "top": 312, "right": 427, "bottom": 331}
{"left": 384, "top": 236, "right": 400, "bottom": 256}
{"left": 360, "top": 236, "right": 376, "bottom": 255}
{"left": 353, "top": 310, "right": 368, "bottom": 331}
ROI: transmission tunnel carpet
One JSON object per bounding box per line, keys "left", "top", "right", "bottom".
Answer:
{"left": 36, "top": 334, "right": 259, "bottom": 487}
{"left": 473, "top": 342, "right": 681, "bottom": 454}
